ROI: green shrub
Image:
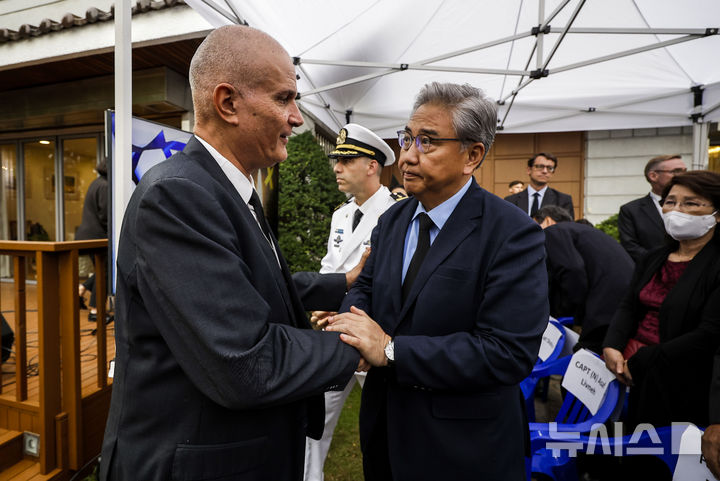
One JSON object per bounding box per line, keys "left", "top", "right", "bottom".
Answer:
{"left": 596, "top": 213, "right": 620, "bottom": 242}
{"left": 278, "top": 131, "right": 346, "bottom": 273}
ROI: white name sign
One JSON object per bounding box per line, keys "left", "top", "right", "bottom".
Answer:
{"left": 673, "top": 424, "right": 715, "bottom": 480}
{"left": 538, "top": 321, "right": 564, "bottom": 362}
{"left": 561, "top": 349, "right": 614, "bottom": 415}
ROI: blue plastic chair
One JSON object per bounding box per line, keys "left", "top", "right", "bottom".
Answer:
{"left": 520, "top": 320, "right": 567, "bottom": 422}
{"left": 555, "top": 316, "right": 574, "bottom": 327}
{"left": 527, "top": 354, "right": 624, "bottom": 481}
{"left": 529, "top": 424, "right": 692, "bottom": 480}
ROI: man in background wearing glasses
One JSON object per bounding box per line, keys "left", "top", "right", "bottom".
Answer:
{"left": 326, "top": 82, "right": 548, "bottom": 480}
{"left": 618, "top": 154, "right": 687, "bottom": 262}
{"left": 504, "top": 152, "right": 575, "bottom": 218}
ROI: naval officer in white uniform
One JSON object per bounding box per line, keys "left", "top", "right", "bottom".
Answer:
{"left": 304, "top": 123, "right": 403, "bottom": 481}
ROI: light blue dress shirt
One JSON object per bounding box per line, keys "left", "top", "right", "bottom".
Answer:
{"left": 401, "top": 178, "right": 473, "bottom": 282}
{"left": 526, "top": 185, "right": 548, "bottom": 215}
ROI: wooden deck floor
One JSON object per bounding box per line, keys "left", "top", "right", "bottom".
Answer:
{"left": 0, "top": 280, "right": 115, "bottom": 403}
{"left": 0, "top": 460, "right": 62, "bottom": 481}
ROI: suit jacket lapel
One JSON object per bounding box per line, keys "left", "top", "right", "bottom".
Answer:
{"left": 519, "top": 189, "right": 529, "bottom": 212}
{"left": 387, "top": 198, "right": 417, "bottom": 324}
{"left": 640, "top": 194, "right": 663, "bottom": 229}
{"left": 184, "top": 137, "right": 298, "bottom": 324}
{"left": 544, "top": 188, "right": 557, "bottom": 207}
{"left": 395, "top": 182, "right": 483, "bottom": 327}
{"left": 338, "top": 207, "right": 372, "bottom": 266}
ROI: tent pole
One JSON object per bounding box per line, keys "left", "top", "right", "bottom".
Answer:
{"left": 703, "top": 99, "right": 720, "bottom": 118}
{"left": 298, "top": 58, "right": 528, "bottom": 76}
{"left": 221, "top": 0, "right": 246, "bottom": 24}
{"left": 537, "top": 0, "right": 544, "bottom": 69}
{"left": 541, "top": 0, "right": 586, "bottom": 71}
{"left": 692, "top": 122, "right": 709, "bottom": 170}
{"left": 551, "top": 27, "right": 713, "bottom": 35}
{"left": 412, "top": 32, "right": 531, "bottom": 65}
{"left": 297, "top": 64, "right": 344, "bottom": 129}
{"left": 540, "top": 0, "right": 571, "bottom": 30}
{"left": 552, "top": 35, "right": 706, "bottom": 74}
{"left": 113, "top": 0, "right": 132, "bottom": 287}
{"left": 300, "top": 69, "right": 396, "bottom": 97}
{"left": 197, "top": 0, "right": 242, "bottom": 24}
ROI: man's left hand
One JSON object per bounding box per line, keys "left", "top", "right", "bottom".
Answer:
{"left": 326, "top": 306, "right": 390, "bottom": 367}
{"left": 345, "top": 248, "right": 371, "bottom": 289}
{"left": 702, "top": 424, "right": 720, "bottom": 480}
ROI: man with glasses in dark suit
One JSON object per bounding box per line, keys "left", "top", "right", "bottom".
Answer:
{"left": 326, "top": 82, "right": 548, "bottom": 480}
{"left": 618, "top": 154, "right": 687, "bottom": 262}
{"left": 504, "top": 152, "right": 574, "bottom": 218}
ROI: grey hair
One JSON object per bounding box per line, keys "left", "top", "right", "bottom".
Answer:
{"left": 412, "top": 82, "right": 497, "bottom": 161}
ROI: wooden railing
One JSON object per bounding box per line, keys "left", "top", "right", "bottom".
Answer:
{"left": 0, "top": 240, "right": 109, "bottom": 474}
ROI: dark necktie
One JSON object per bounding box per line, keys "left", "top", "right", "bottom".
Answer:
{"left": 530, "top": 192, "right": 540, "bottom": 217}
{"left": 352, "top": 209, "right": 364, "bottom": 232}
{"left": 249, "top": 190, "right": 273, "bottom": 244}
{"left": 402, "top": 213, "right": 434, "bottom": 302}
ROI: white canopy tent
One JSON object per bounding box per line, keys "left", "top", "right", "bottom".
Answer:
{"left": 182, "top": 0, "right": 719, "bottom": 169}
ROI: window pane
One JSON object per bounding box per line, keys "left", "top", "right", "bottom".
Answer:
{"left": 1, "top": 144, "right": 17, "bottom": 278}
{"left": 63, "top": 138, "right": 100, "bottom": 241}
{"left": 24, "top": 140, "right": 56, "bottom": 241}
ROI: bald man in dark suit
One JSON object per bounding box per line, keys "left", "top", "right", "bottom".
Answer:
{"left": 100, "top": 26, "right": 359, "bottom": 481}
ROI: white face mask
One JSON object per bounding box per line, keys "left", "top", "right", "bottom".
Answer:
{"left": 662, "top": 210, "right": 718, "bottom": 241}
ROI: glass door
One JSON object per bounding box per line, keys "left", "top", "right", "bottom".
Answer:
{"left": 23, "top": 140, "right": 56, "bottom": 242}
{"left": 62, "top": 137, "right": 100, "bottom": 240}
{"left": 1, "top": 144, "right": 18, "bottom": 278}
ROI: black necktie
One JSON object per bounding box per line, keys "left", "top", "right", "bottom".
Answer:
{"left": 352, "top": 209, "right": 364, "bottom": 232}
{"left": 530, "top": 192, "right": 540, "bottom": 217}
{"left": 249, "top": 190, "right": 273, "bottom": 244}
{"left": 403, "top": 213, "right": 434, "bottom": 302}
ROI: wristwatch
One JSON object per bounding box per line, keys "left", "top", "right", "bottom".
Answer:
{"left": 384, "top": 339, "right": 395, "bottom": 364}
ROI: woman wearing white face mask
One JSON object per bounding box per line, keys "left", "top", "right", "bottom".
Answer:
{"left": 603, "top": 171, "right": 720, "bottom": 434}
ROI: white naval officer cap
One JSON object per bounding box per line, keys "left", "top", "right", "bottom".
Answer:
{"left": 329, "top": 123, "right": 396, "bottom": 167}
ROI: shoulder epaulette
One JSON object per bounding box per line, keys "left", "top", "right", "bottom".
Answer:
{"left": 390, "top": 191, "right": 408, "bottom": 202}
{"left": 334, "top": 197, "right": 354, "bottom": 211}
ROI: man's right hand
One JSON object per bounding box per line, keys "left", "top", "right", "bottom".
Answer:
{"left": 310, "top": 311, "right": 335, "bottom": 329}
{"left": 345, "top": 248, "right": 371, "bottom": 289}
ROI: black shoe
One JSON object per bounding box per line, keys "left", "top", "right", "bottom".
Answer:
{"left": 91, "top": 314, "right": 114, "bottom": 336}
{"left": 88, "top": 312, "right": 97, "bottom": 322}
{"left": 79, "top": 296, "right": 88, "bottom": 310}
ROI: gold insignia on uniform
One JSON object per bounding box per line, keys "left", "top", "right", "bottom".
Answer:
{"left": 390, "top": 191, "right": 408, "bottom": 201}
{"left": 336, "top": 128, "right": 347, "bottom": 146}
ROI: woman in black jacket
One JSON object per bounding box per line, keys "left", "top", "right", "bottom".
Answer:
{"left": 603, "top": 170, "right": 720, "bottom": 428}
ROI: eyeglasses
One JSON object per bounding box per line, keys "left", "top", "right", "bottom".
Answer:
{"left": 397, "top": 131, "right": 461, "bottom": 154}
{"left": 531, "top": 164, "right": 556, "bottom": 173}
{"left": 661, "top": 199, "right": 713, "bottom": 211}
{"left": 653, "top": 168, "right": 687, "bottom": 175}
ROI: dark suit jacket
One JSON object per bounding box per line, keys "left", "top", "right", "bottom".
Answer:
{"left": 292, "top": 271, "right": 346, "bottom": 311}
{"left": 544, "top": 222, "right": 634, "bottom": 353}
{"left": 100, "top": 137, "right": 359, "bottom": 481}
{"left": 618, "top": 194, "right": 668, "bottom": 263}
{"left": 504, "top": 186, "right": 574, "bottom": 217}
{"left": 603, "top": 229, "right": 720, "bottom": 427}
{"left": 341, "top": 179, "right": 548, "bottom": 480}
